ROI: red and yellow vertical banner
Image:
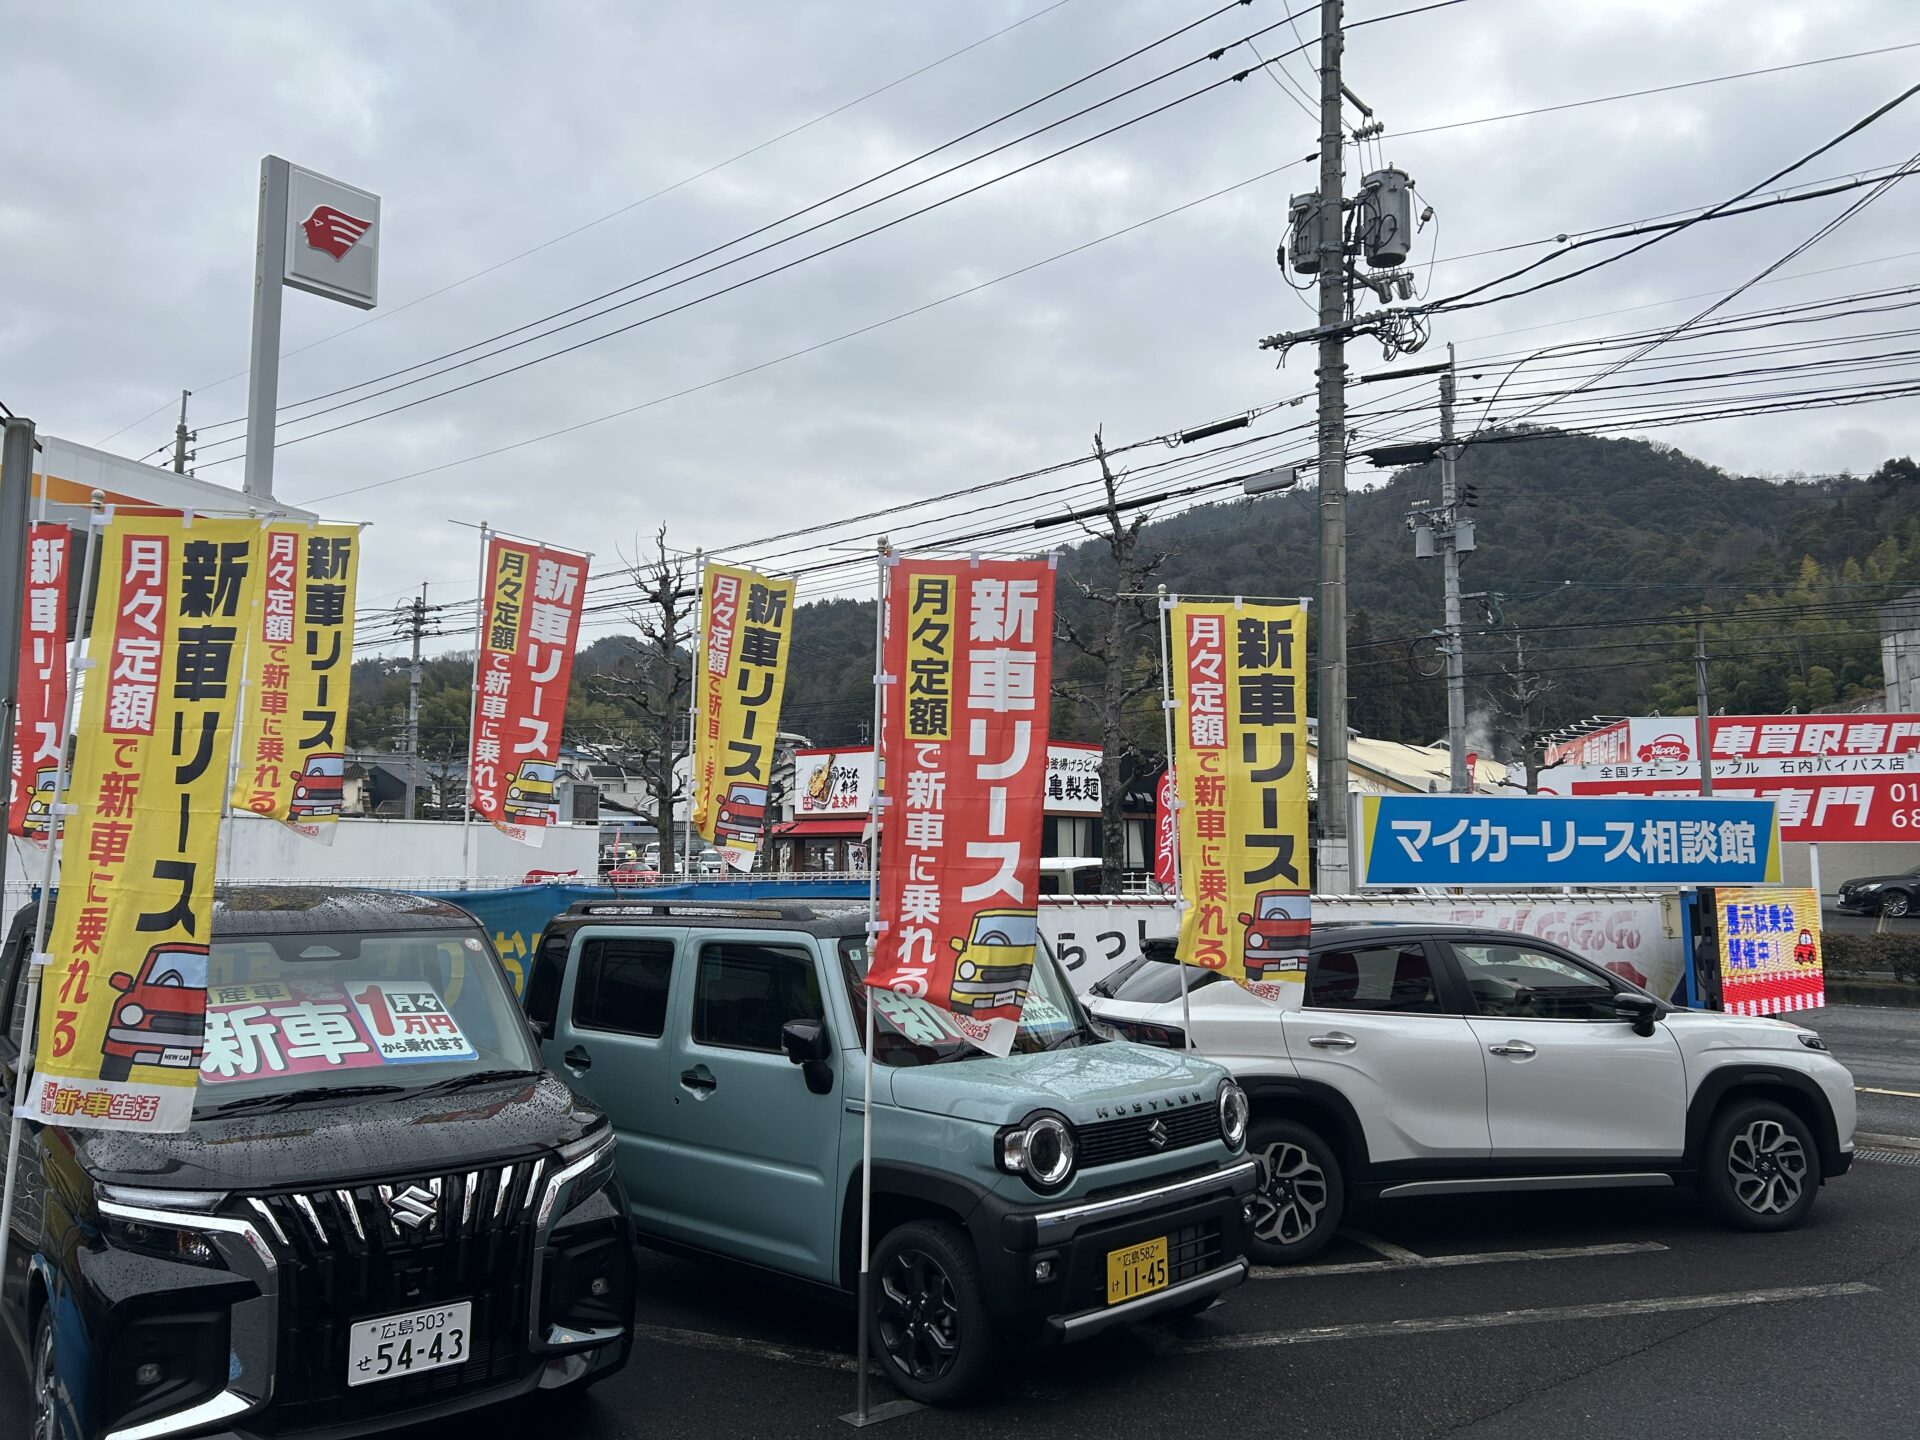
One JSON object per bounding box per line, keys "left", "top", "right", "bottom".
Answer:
{"left": 869, "top": 559, "right": 1055, "bottom": 1056}
{"left": 30, "top": 518, "right": 260, "bottom": 1132}
{"left": 1172, "top": 601, "right": 1307, "bottom": 1004}
{"left": 691, "top": 563, "right": 795, "bottom": 872}
{"left": 229, "top": 523, "right": 359, "bottom": 838}
{"left": 469, "top": 535, "right": 587, "bottom": 845}
{"left": 7, "top": 522, "right": 70, "bottom": 841}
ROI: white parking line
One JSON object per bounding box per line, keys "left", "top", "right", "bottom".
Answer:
{"left": 1857, "top": 1086, "right": 1920, "bottom": 1099}
{"left": 1343, "top": 1230, "right": 1427, "bottom": 1264}
{"left": 1176, "top": 1282, "right": 1875, "bottom": 1352}
{"left": 1254, "top": 1240, "right": 1669, "bottom": 1279}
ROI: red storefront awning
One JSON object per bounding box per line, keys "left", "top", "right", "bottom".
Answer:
{"left": 775, "top": 816, "right": 869, "bottom": 839}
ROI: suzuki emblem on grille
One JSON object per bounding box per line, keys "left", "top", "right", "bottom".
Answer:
{"left": 1146, "top": 1119, "right": 1170, "bottom": 1150}
{"left": 383, "top": 1179, "right": 441, "bottom": 1230}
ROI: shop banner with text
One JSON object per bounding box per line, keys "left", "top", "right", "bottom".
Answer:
{"left": 1153, "top": 770, "right": 1176, "bottom": 886}
{"left": 469, "top": 536, "right": 587, "bottom": 845}
{"left": 691, "top": 563, "right": 794, "bottom": 872}
{"left": 229, "top": 523, "right": 358, "bottom": 839}
{"left": 1717, "top": 886, "right": 1823, "bottom": 1016}
{"left": 1172, "top": 601, "right": 1307, "bottom": 1003}
{"left": 30, "top": 518, "right": 260, "bottom": 1132}
{"left": 869, "top": 559, "right": 1054, "bottom": 1055}
{"left": 7, "top": 523, "right": 71, "bottom": 841}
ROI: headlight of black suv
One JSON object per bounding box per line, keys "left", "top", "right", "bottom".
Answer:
{"left": 1219, "top": 1080, "right": 1249, "bottom": 1151}
{"left": 997, "top": 1112, "right": 1076, "bottom": 1193}
{"left": 540, "top": 1127, "right": 618, "bottom": 1227}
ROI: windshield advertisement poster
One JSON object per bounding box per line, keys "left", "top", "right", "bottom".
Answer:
{"left": 30, "top": 518, "right": 262, "bottom": 1133}
{"left": 228, "top": 522, "right": 359, "bottom": 841}
{"left": 690, "top": 563, "right": 795, "bottom": 873}
{"left": 868, "top": 559, "right": 1054, "bottom": 1056}
{"left": 1717, "top": 886, "right": 1824, "bottom": 1017}
{"left": 1354, "top": 794, "right": 1784, "bottom": 888}
{"left": 1172, "top": 601, "right": 1308, "bottom": 1004}
{"left": 6, "top": 521, "right": 70, "bottom": 842}
{"left": 468, "top": 535, "right": 587, "bottom": 846}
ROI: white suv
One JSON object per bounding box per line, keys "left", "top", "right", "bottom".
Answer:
{"left": 1085, "top": 924, "right": 1856, "bottom": 1264}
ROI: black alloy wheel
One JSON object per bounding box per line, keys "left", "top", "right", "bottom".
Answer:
{"left": 30, "top": 1311, "right": 58, "bottom": 1440}
{"left": 1247, "top": 1117, "right": 1344, "bottom": 1265}
{"left": 869, "top": 1220, "right": 996, "bottom": 1405}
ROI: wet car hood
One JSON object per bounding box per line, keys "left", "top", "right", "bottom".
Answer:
{"left": 886, "top": 1040, "right": 1226, "bottom": 1126}
{"left": 75, "top": 1072, "right": 599, "bottom": 1192}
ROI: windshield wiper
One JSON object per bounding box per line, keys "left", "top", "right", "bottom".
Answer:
{"left": 416, "top": 1068, "right": 540, "bottom": 1094}
{"left": 205, "top": 1082, "right": 406, "bottom": 1116}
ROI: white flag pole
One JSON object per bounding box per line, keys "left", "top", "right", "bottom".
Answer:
{"left": 1155, "top": 586, "right": 1193, "bottom": 1045}
{"left": 683, "top": 548, "right": 703, "bottom": 878}
{"left": 0, "top": 490, "right": 105, "bottom": 1286}
{"left": 855, "top": 537, "right": 890, "bottom": 1424}
{"left": 460, "top": 523, "right": 489, "bottom": 890}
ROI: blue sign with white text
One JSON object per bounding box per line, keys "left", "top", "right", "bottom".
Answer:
{"left": 1354, "top": 794, "right": 1783, "bottom": 888}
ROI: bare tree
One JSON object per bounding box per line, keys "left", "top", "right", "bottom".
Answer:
{"left": 582, "top": 528, "right": 695, "bottom": 872}
{"left": 1491, "top": 629, "right": 1558, "bottom": 793}
{"left": 1053, "top": 428, "right": 1171, "bottom": 893}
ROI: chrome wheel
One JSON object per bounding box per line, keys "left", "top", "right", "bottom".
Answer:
{"left": 876, "top": 1248, "right": 961, "bottom": 1384}
{"left": 31, "top": 1317, "right": 56, "bottom": 1440}
{"left": 1883, "top": 890, "right": 1911, "bottom": 918}
{"left": 1727, "top": 1118, "right": 1809, "bottom": 1215}
{"left": 1252, "top": 1140, "right": 1330, "bottom": 1245}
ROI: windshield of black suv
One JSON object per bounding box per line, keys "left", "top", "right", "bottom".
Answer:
{"left": 1089, "top": 949, "right": 1229, "bottom": 1004}
{"left": 193, "top": 926, "right": 538, "bottom": 1111}
{"left": 839, "top": 931, "right": 1100, "bottom": 1064}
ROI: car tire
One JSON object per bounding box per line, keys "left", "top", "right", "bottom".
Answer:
{"left": 30, "top": 1308, "right": 58, "bottom": 1440}
{"left": 868, "top": 1219, "right": 998, "bottom": 1406}
{"left": 1700, "top": 1098, "right": 1822, "bottom": 1232}
{"left": 98, "top": 1056, "right": 131, "bottom": 1083}
{"left": 1880, "top": 889, "right": 1911, "bottom": 918}
{"left": 1247, "top": 1118, "right": 1344, "bottom": 1265}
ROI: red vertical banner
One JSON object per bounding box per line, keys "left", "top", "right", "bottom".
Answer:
{"left": 868, "top": 559, "right": 1054, "bottom": 1056}
{"left": 9, "top": 523, "right": 72, "bottom": 840}
{"left": 1153, "top": 769, "right": 1176, "bottom": 886}
{"left": 468, "top": 536, "right": 587, "bottom": 846}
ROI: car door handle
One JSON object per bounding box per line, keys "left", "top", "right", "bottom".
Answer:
{"left": 1488, "top": 1042, "right": 1537, "bottom": 1058}
{"left": 1307, "top": 1033, "right": 1357, "bottom": 1050}
{"left": 680, "top": 1065, "right": 717, "bottom": 1093}
{"left": 563, "top": 1045, "right": 592, "bottom": 1071}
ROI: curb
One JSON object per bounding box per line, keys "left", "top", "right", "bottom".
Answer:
{"left": 1825, "top": 980, "right": 1920, "bottom": 1009}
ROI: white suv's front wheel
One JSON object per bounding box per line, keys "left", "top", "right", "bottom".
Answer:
{"left": 1247, "top": 1118, "right": 1344, "bottom": 1265}
{"left": 1701, "top": 1098, "right": 1822, "bottom": 1231}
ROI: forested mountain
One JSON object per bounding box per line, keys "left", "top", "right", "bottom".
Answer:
{"left": 348, "top": 430, "right": 1920, "bottom": 771}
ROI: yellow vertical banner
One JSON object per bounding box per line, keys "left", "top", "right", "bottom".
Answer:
{"left": 30, "top": 517, "right": 260, "bottom": 1132}
{"left": 690, "top": 563, "right": 795, "bottom": 872}
{"left": 229, "top": 522, "right": 359, "bottom": 838}
{"left": 1172, "top": 601, "right": 1308, "bottom": 1004}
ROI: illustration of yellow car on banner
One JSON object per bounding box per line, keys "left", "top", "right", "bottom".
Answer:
{"left": 229, "top": 522, "right": 359, "bottom": 838}
{"left": 1170, "top": 600, "right": 1308, "bottom": 1004}
{"left": 690, "top": 563, "right": 794, "bottom": 872}
{"left": 30, "top": 517, "right": 261, "bottom": 1132}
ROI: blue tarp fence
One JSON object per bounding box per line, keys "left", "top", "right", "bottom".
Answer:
{"left": 409, "top": 879, "right": 869, "bottom": 995}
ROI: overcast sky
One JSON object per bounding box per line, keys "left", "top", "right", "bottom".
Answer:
{"left": 7, "top": 0, "right": 1918, "bottom": 655}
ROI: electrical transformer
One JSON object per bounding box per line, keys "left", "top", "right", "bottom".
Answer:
{"left": 1360, "top": 167, "right": 1414, "bottom": 267}
{"left": 1286, "top": 191, "right": 1324, "bottom": 274}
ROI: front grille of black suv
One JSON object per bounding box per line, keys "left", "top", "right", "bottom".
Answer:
{"left": 1076, "top": 1106, "right": 1219, "bottom": 1168}
{"left": 235, "top": 1160, "right": 546, "bottom": 1432}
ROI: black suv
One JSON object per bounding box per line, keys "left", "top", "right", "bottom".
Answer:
{"left": 1, "top": 888, "right": 634, "bottom": 1440}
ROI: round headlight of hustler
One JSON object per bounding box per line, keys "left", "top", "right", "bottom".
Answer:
{"left": 1000, "top": 1113, "right": 1076, "bottom": 1191}
{"left": 1247, "top": 932, "right": 1265, "bottom": 949}
{"left": 118, "top": 1004, "right": 146, "bottom": 1027}
{"left": 958, "top": 962, "right": 977, "bottom": 981}
{"left": 1219, "top": 1080, "right": 1249, "bottom": 1150}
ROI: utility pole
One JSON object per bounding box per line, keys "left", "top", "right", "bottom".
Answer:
{"left": 1313, "top": 0, "right": 1351, "bottom": 888}
{"left": 403, "top": 584, "right": 428, "bottom": 819}
{"left": 1693, "top": 619, "right": 1714, "bottom": 796}
{"left": 171, "top": 390, "right": 193, "bottom": 474}
{"left": 1438, "top": 347, "right": 1467, "bottom": 791}
{"left": 0, "top": 416, "right": 37, "bottom": 926}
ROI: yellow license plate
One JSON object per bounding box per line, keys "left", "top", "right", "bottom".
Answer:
{"left": 1105, "top": 1236, "right": 1169, "bottom": 1305}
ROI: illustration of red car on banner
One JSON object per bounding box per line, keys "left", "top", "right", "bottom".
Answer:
{"left": 7, "top": 522, "right": 71, "bottom": 841}
{"left": 867, "top": 558, "right": 1055, "bottom": 1056}
{"left": 690, "top": 563, "right": 795, "bottom": 872}
{"left": 468, "top": 534, "right": 587, "bottom": 845}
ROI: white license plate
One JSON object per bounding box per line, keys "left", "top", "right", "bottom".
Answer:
{"left": 347, "top": 1301, "right": 471, "bottom": 1387}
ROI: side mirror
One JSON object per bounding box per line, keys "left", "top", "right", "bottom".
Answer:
{"left": 948, "top": 936, "right": 966, "bottom": 953}
{"left": 780, "top": 1018, "right": 831, "bottom": 1065}
{"left": 1236, "top": 913, "right": 1251, "bottom": 926}
{"left": 528, "top": 1017, "right": 553, "bottom": 1044}
{"left": 108, "top": 973, "right": 133, "bottom": 994}
{"left": 1613, "top": 992, "right": 1658, "bottom": 1038}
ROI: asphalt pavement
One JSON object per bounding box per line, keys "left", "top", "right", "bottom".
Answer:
{"left": 7, "top": 1006, "right": 1918, "bottom": 1438}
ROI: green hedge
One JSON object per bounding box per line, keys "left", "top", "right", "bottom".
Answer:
{"left": 1823, "top": 933, "right": 1920, "bottom": 982}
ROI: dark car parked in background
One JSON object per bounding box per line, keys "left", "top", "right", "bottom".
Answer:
{"left": 2, "top": 888, "right": 634, "bottom": 1440}
{"left": 1836, "top": 866, "right": 1920, "bottom": 917}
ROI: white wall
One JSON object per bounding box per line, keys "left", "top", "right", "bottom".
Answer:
{"left": 217, "top": 815, "right": 600, "bottom": 886}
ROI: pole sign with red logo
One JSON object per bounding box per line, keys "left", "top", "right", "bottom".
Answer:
{"left": 7, "top": 523, "right": 70, "bottom": 841}
{"left": 467, "top": 536, "right": 587, "bottom": 846}
{"left": 868, "top": 559, "right": 1055, "bottom": 1056}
